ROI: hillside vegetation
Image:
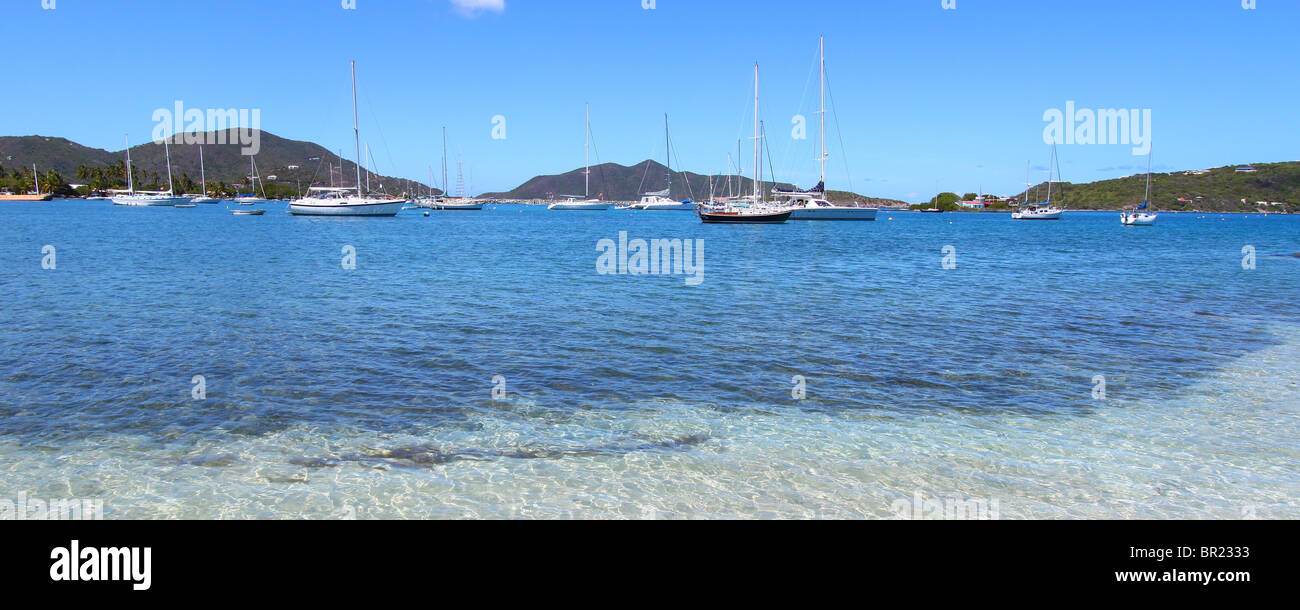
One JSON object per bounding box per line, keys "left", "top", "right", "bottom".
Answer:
{"left": 0, "top": 131, "right": 437, "bottom": 198}
{"left": 1014, "top": 162, "right": 1299, "bottom": 212}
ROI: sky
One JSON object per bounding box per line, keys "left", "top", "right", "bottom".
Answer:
{"left": 4, "top": 0, "right": 1297, "bottom": 202}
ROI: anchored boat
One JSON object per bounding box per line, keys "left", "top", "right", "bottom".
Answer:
{"left": 1122, "top": 151, "right": 1158, "bottom": 226}
{"left": 548, "top": 104, "right": 612, "bottom": 211}
{"left": 189, "top": 146, "right": 219, "bottom": 203}
{"left": 779, "top": 38, "right": 877, "bottom": 221}
{"left": 1013, "top": 144, "right": 1065, "bottom": 220}
{"left": 111, "top": 136, "right": 190, "bottom": 206}
{"left": 699, "top": 64, "right": 792, "bottom": 225}
{"left": 289, "top": 61, "right": 403, "bottom": 218}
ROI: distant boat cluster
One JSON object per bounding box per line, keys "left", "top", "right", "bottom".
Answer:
{"left": 5, "top": 41, "right": 1180, "bottom": 227}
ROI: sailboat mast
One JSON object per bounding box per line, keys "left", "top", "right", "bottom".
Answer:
{"left": 753, "top": 63, "right": 760, "bottom": 201}
{"left": 727, "top": 152, "right": 735, "bottom": 198}
{"left": 1024, "top": 161, "right": 1030, "bottom": 204}
{"left": 1046, "top": 145, "right": 1054, "bottom": 203}
{"left": 442, "top": 126, "right": 448, "bottom": 197}
{"left": 457, "top": 148, "right": 465, "bottom": 198}
{"left": 125, "top": 136, "right": 134, "bottom": 193}
{"left": 199, "top": 146, "right": 207, "bottom": 196}
{"left": 33, "top": 164, "right": 39, "bottom": 194}
{"left": 818, "top": 36, "right": 827, "bottom": 186}
{"left": 164, "top": 137, "right": 175, "bottom": 194}
{"left": 664, "top": 113, "right": 672, "bottom": 196}
{"left": 1143, "top": 150, "right": 1153, "bottom": 203}
{"left": 585, "top": 104, "right": 591, "bottom": 199}
{"left": 351, "top": 60, "right": 363, "bottom": 197}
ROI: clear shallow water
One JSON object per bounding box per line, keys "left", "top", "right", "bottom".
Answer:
{"left": 1, "top": 202, "right": 1297, "bottom": 518}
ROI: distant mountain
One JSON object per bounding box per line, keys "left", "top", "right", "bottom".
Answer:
{"left": 482, "top": 160, "right": 909, "bottom": 207}
{"left": 0, "top": 130, "right": 439, "bottom": 196}
{"left": 480, "top": 159, "right": 906, "bottom": 206}
{"left": 1015, "top": 162, "right": 1300, "bottom": 212}
{"left": 0, "top": 136, "right": 116, "bottom": 175}
{"left": 479, "top": 160, "right": 751, "bottom": 202}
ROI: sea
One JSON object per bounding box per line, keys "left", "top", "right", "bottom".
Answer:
{"left": 1, "top": 201, "right": 1297, "bottom": 519}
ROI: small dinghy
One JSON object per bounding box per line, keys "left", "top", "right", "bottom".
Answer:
{"left": 231, "top": 209, "right": 265, "bottom": 216}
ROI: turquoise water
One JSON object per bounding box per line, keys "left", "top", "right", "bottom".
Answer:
{"left": 1, "top": 202, "right": 1297, "bottom": 518}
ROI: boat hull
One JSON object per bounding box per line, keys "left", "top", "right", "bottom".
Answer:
{"left": 1012, "top": 208, "right": 1063, "bottom": 220}
{"left": 112, "top": 196, "right": 191, "bottom": 206}
{"left": 1121, "top": 213, "right": 1157, "bottom": 226}
{"left": 0, "top": 194, "right": 53, "bottom": 202}
{"left": 436, "top": 203, "right": 484, "bottom": 210}
{"left": 788, "top": 207, "right": 877, "bottom": 220}
{"left": 548, "top": 202, "right": 612, "bottom": 211}
{"left": 288, "top": 199, "right": 404, "bottom": 217}
{"left": 699, "top": 209, "right": 792, "bottom": 224}
{"left": 189, "top": 197, "right": 220, "bottom": 204}
{"left": 640, "top": 203, "right": 697, "bottom": 211}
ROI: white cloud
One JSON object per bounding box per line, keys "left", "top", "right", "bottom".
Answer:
{"left": 450, "top": 0, "right": 505, "bottom": 17}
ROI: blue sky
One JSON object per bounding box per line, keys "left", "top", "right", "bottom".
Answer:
{"left": 5, "top": 0, "right": 1297, "bottom": 201}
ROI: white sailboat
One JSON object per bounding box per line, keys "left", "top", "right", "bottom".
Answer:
{"left": 779, "top": 37, "right": 877, "bottom": 221}
{"left": 698, "top": 64, "right": 792, "bottom": 224}
{"left": 414, "top": 129, "right": 447, "bottom": 209}
{"left": 636, "top": 115, "right": 695, "bottom": 211}
{"left": 111, "top": 135, "right": 190, "bottom": 206}
{"left": 1013, "top": 144, "right": 1064, "bottom": 220}
{"left": 290, "top": 62, "right": 404, "bottom": 217}
{"left": 437, "top": 147, "right": 484, "bottom": 210}
{"left": 190, "top": 146, "right": 219, "bottom": 203}
{"left": 234, "top": 155, "right": 267, "bottom": 205}
{"left": 1122, "top": 151, "right": 1158, "bottom": 226}
{"left": 418, "top": 128, "right": 484, "bottom": 210}
{"left": 549, "top": 104, "right": 613, "bottom": 211}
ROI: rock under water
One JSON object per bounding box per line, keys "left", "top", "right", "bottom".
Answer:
{"left": 296, "top": 433, "right": 711, "bottom": 470}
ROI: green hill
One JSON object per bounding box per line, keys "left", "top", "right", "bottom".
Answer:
{"left": 0, "top": 136, "right": 117, "bottom": 175}
{"left": 1015, "top": 162, "right": 1300, "bottom": 212}
{"left": 482, "top": 159, "right": 907, "bottom": 206}
{"left": 0, "top": 131, "right": 439, "bottom": 198}
{"left": 480, "top": 160, "right": 786, "bottom": 202}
